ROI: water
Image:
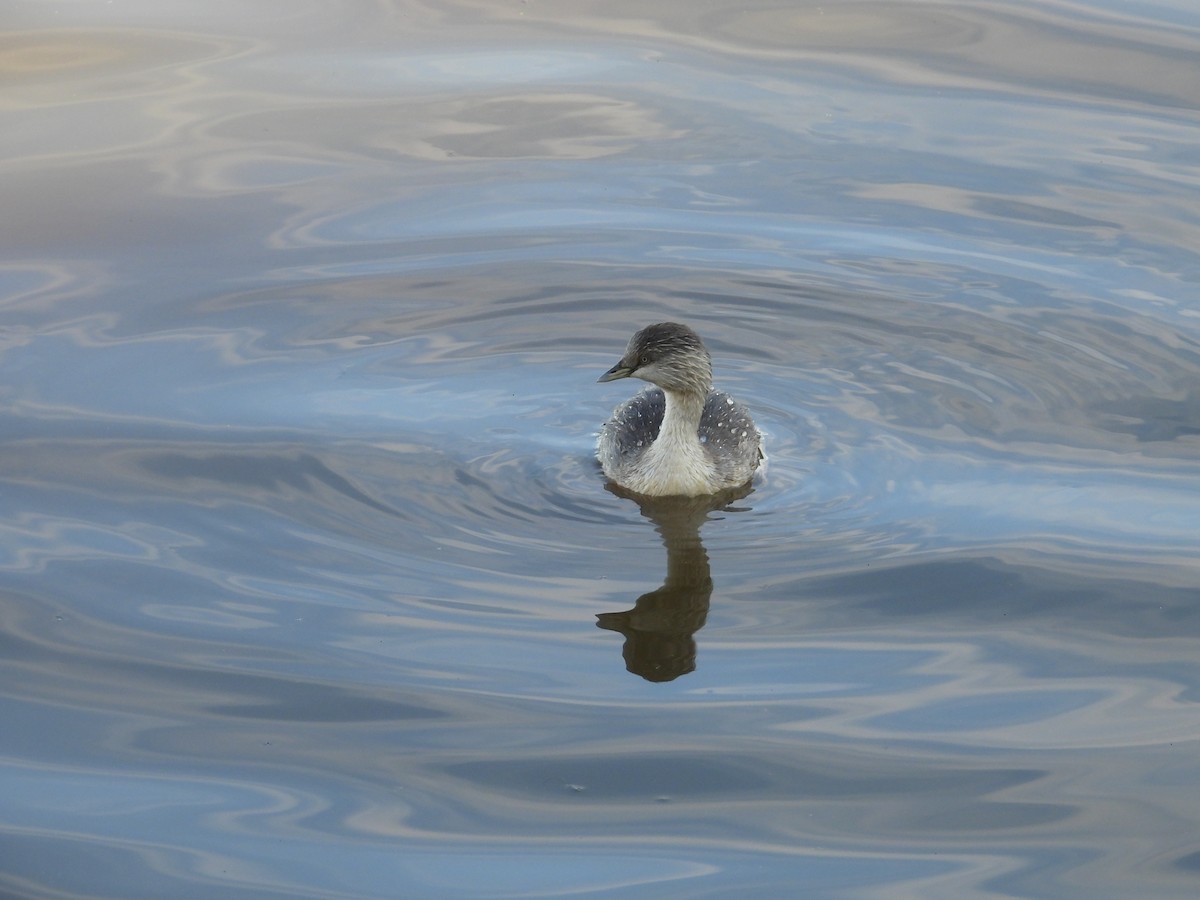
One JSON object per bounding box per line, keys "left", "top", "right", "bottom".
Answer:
{"left": 3, "top": 1, "right": 1200, "bottom": 896}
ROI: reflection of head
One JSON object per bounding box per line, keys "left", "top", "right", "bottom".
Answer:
{"left": 597, "top": 578, "right": 710, "bottom": 682}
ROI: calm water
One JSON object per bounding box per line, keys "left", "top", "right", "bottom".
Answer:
{"left": 4, "top": 1, "right": 1200, "bottom": 897}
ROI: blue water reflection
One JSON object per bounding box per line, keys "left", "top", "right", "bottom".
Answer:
{"left": 3, "top": 0, "right": 1200, "bottom": 897}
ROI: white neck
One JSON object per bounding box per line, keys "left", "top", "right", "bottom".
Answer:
{"left": 659, "top": 388, "right": 706, "bottom": 446}
{"left": 629, "top": 388, "right": 715, "bottom": 496}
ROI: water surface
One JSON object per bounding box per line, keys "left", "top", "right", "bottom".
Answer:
{"left": 3, "top": 1, "right": 1200, "bottom": 897}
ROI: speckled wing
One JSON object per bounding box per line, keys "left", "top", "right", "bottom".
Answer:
{"left": 699, "top": 390, "right": 762, "bottom": 484}
{"left": 597, "top": 387, "right": 665, "bottom": 473}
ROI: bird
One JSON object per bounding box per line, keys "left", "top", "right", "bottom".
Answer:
{"left": 596, "top": 322, "right": 761, "bottom": 496}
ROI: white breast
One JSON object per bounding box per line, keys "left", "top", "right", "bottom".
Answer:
{"left": 623, "top": 428, "right": 718, "bottom": 496}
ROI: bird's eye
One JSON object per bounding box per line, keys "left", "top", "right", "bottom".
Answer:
{"left": 638, "top": 355, "right": 649, "bottom": 367}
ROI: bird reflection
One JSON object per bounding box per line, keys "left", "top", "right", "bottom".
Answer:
{"left": 597, "top": 483, "right": 753, "bottom": 682}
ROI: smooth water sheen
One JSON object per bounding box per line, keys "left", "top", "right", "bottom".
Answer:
{"left": 3, "top": 1, "right": 1200, "bottom": 897}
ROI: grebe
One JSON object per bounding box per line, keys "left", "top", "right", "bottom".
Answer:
{"left": 596, "top": 322, "right": 761, "bottom": 497}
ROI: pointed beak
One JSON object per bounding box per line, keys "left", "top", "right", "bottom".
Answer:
{"left": 597, "top": 361, "right": 634, "bottom": 383}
